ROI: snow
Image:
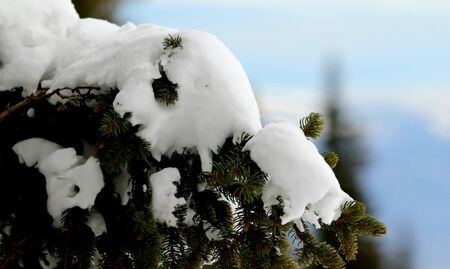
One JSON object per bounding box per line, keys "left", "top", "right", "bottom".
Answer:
{"left": 204, "top": 222, "right": 221, "bottom": 241}
{"left": 0, "top": 0, "right": 78, "bottom": 94}
{"left": 244, "top": 121, "right": 352, "bottom": 226}
{"left": 13, "top": 138, "right": 104, "bottom": 228}
{"left": 47, "top": 23, "right": 261, "bottom": 171}
{"left": 184, "top": 208, "right": 196, "bottom": 226}
{"left": 1, "top": 0, "right": 261, "bottom": 172}
{"left": 39, "top": 251, "right": 59, "bottom": 269}
{"left": 87, "top": 209, "right": 107, "bottom": 237}
{"left": 5, "top": 0, "right": 351, "bottom": 232}
{"left": 26, "top": 108, "right": 35, "bottom": 118}
{"left": 149, "top": 168, "right": 186, "bottom": 226}
{"left": 12, "top": 138, "right": 62, "bottom": 167}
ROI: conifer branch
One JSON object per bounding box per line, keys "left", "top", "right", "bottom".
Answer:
{"left": 336, "top": 228, "right": 358, "bottom": 261}
{"left": 293, "top": 224, "right": 346, "bottom": 269}
{"left": 300, "top": 112, "right": 325, "bottom": 139}
{"left": 322, "top": 152, "right": 339, "bottom": 169}
{"left": 163, "top": 34, "right": 183, "bottom": 49}
{"left": 152, "top": 70, "right": 179, "bottom": 106}
{"left": 0, "top": 85, "right": 100, "bottom": 123}
{"left": 0, "top": 87, "right": 47, "bottom": 123}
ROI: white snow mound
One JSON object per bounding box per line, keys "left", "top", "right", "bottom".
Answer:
{"left": 149, "top": 168, "right": 186, "bottom": 226}
{"left": 0, "top": 0, "right": 78, "bottom": 94}
{"left": 87, "top": 209, "right": 107, "bottom": 237}
{"left": 13, "top": 138, "right": 104, "bottom": 228}
{"left": 47, "top": 22, "right": 261, "bottom": 171}
{"left": 0, "top": 0, "right": 261, "bottom": 171}
{"left": 244, "top": 121, "right": 352, "bottom": 226}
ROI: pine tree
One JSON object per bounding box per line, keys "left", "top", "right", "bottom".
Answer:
{"left": 0, "top": 4, "right": 386, "bottom": 268}
{"left": 312, "top": 59, "right": 383, "bottom": 269}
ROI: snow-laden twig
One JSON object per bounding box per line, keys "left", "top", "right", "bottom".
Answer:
{"left": 0, "top": 86, "right": 100, "bottom": 123}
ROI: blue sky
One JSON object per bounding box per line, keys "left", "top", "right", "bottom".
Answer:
{"left": 116, "top": 1, "right": 450, "bottom": 268}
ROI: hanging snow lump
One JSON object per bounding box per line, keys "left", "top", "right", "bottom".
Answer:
{"left": 13, "top": 138, "right": 104, "bottom": 228}
{"left": 244, "top": 121, "right": 352, "bottom": 226}
{"left": 149, "top": 167, "right": 186, "bottom": 226}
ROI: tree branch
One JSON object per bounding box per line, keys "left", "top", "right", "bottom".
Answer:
{"left": 0, "top": 88, "right": 47, "bottom": 123}
{"left": 0, "top": 86, "right": 100, "bottom": 123}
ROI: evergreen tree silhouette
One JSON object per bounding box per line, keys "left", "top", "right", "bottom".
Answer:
{"left": 313, "top": 58, "right": 383, "bottom": 269}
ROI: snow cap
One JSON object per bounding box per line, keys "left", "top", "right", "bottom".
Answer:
{"left": 244, "top": 121, "right": 352, "bottom": 226}
{"left": 1, "top": 0, "right": 261, "bottom": 172}
{"left": 0, "top": 0, "right": 78, "bottom": 94}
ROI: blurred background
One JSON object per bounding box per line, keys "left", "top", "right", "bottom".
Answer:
{"left": 73, "top": 1, "right": 450, "bottom": 268}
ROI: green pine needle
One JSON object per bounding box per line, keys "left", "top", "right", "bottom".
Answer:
{"left": 340, "top": 201, "right": 367, "bottom": 223}
{"left": 354, "top": 215, "right": 387, "bottom": 237}
{"left": 336, "top": 228, "right": 358, "bottom": 261}
{"left": 98, "top": 109, "right": 131, "bottom": 137}
{"left": 322, "top": 152, "right": 339, "bottom": 169}
{"left": 163, "top": 34, "right": 183, "bottom": 49}
{"left": 294, "top": 225, "right": 346, "bottom": 269}
{"left": 300, "top": 112, "right": 325, "bottom": 139}
{"left": 152, "top": 70, "right": 179, "bottom": 105}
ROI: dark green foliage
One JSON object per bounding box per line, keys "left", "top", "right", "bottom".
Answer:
{"left": 98, "top": 109, "right": 132, "bottom": 138}
{"left": 152, "top": 34, "right": 182, "bottom": 106}
{"left": 0, "top": 85, "right": 385, "bottom": 268}
{"left": 152, "top": 70, "right": 179, "bottom": 106}
{"left": 339, "top": 202, "right": 387, "bottom": 237}
{"left": 163, "top": 34, "right": 183, "bottom": 50}
{"left": 206, "top": 134, "right": 267, "bottom": 204}
{"left": 96, "top": 107, "right": 152, "bottom": 175}
{"left": 294, "top": 224, "right": 346, "bottom": 269}
{"left": 322, "top": 202, "right": 387, "bottom": 262}
{"left": 299, "top": 112, "right": 325, "bottom": 139}
{"left": 322, "top": 152, "right": 339, "bottom": 169}
{"left": 60, "top": 208, "right": 97, "bottom": 268}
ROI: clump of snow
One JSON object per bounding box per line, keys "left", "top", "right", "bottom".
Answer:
{"left": 1, "top": 0, "right": 261, "bottom": 172}
{"left": 13, "top": 138, "right": 104, "bottom": 227}
{"left": 149, "top": 168, "right": 185, "bottom": 226}
{"left": 48, "top": 24, "right": 261, "bottom": 171}
{"left": 184, "top": 208, "right": 196, "bottom": 226}
{"left": 0, "top": 0, "right": 78, "bottom": 94}
{"left": 204, "top": 222, "right": 221, "bottom": 241}
{"left": 87, "top": 209, "right": 107, "bottom": 237}
{"left": 12, "top": 138, "right": 62, "bottom": 167}
{"left": 39, "top": 251, "right": 59, "bottom": 269}
{"left": 244, "top": 121, "right": 352, "bottom": 226}
{"left": 27, "top": 108, "right": 35, "bottom": 118}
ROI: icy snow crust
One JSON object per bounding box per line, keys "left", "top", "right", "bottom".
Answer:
{"left": 13, "top": 138, "right": 104, "bottom": 228}
{"left": 244, "top": 121, "right": 352, "bottom": 226}
{"left": 5, "top": 0, "right": 351, "bottom": 231}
